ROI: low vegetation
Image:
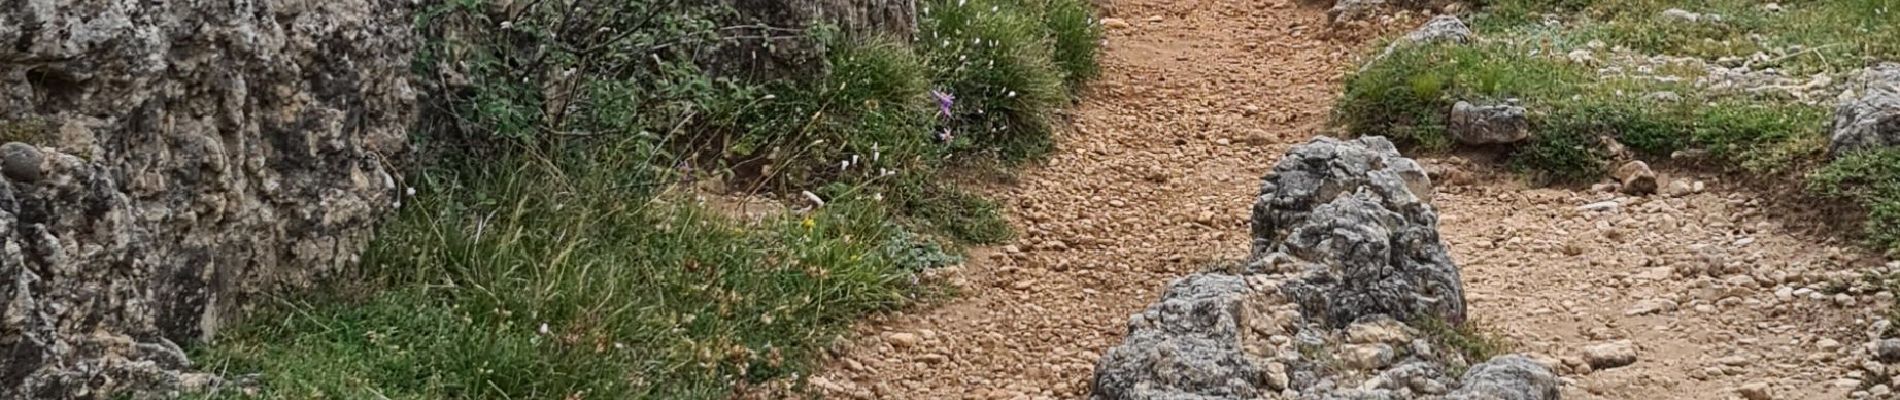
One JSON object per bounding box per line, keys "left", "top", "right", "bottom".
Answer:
{"left": 1337, "top": 0, "right": 1900, "bottom": 252}
{"left": 192, "top": 0, "right": 1099, "bottom": 398}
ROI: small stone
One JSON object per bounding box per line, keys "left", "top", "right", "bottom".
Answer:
{"left": 1663, "top": 8, "right": 1702, "bottom": 22}
{"left": 1346, "top": 319, "right": 1413, "bottom": 344}
{"left": 887, "top": 332, "right": 921, "bottom": 348}
{"left": 1874, "top": 339, "right": 1900, "bottom": 362}
{"left": 1624, "top": 298, "right": 1678, "bottom": 316}
{"left": 1, "top": 142, "right": 44, "bottom": 182}
{"left": 1820, "top": 338, "right": 1844, "bottom": 353}
{"left": 1612, "top": 160, "right": 1658, "bottom": 195}
{"left": 1264, "top": 362, "right": 1290, "bottom": 390}
{"left": 1448, "top": 101, "right": 1531, "bottom": 145}
{"left": 1737, "top": 382, "right": 1773, "bottom": 400}
{"left": 1582, "top": 340, "right": 1638, "bottom": 369}
{"left": 1101, "top": 18, "right": 1131, "bottom": 29}
{"left": 1715, "top": 355, "right": 1750, "bottom": 367}
{"left": 1144, "top": 15, "right": 1164, "bottom": 23}
{"left": 1342, "top": 343, "right": 1396, "bottom": 370}
{"left": 1665, "top": 179, "right": 1695, "bottom": 197}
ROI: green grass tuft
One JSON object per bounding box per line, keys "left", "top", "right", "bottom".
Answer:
{"left": 194, "top": 0, "right": 1100, "bottom": 398}
{"left": 1810, "top": 150, "right": 1900, "bottom": 252}
{"left": 918, "top": 0, "right": 1073, "bottom": 160}
{"left": 1417, "top": 317, "right": 1515, "bottom": 374}
{"left": 195, "top": 151, "right": 942, "bottom": 399}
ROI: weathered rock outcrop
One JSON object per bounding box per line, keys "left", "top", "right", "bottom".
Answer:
{"left": 1092, "top": 137, "right": 1555, "bottom": 400}
{"left": 1828, "top": 63, "right": 1900, "bottom": 157}
{"left": 1447, "top": 101, "right": 1531, "bottom": 146}
{"left": 1, "top": 1, "right": 414, "bottom": 397}
{"left": 1250, "top": 136, "right": 1460, "bottom": 327}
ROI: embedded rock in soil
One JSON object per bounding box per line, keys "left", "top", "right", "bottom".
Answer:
{"left": 1372, "top": 15, "right": 1474, "bottom": 62}
{"left": 1089, "top": 274, "right": 1263, "bottom": 399}
{"left": 1612, "top": 160, "right": 1659, "bottom": 196}
{"left": 1, "top": 1, "right": 415, "bottom": 398}
{"left": 1328, "top": 0, "right": 1387, "bottom": 23}
{"left": 1582, "top": 341, "right": 1639, "bottom": 369}
{"left": 1446, "top": 355, "right": 1562, "bottom": 400}
{"left": 1828, "top": 63, "right": 1900, "bottom": 157}
{"left": 1400, "top": 15, "right": 1474, "bottom": 46}
{"left": 1251, "top": 136, "right": 1462, "bottom": 327}
{"left": 1448, "top": 101, "right": 1532, "bottom": 146}
{"left": 1093, "top": 137, "right": 1552, "bottom": 399}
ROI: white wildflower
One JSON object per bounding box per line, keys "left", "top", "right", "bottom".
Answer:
{"left": 1007, "top": 90, "right": 1018, "bottom": 98}
{"left": 537, "top": 323, "right": 549, "bottom": 335}
{"left": 405, "top": 187, "right": 415, "bottom": 196}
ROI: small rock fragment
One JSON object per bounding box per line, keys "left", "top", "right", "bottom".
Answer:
{"left": 1612, "top": 160, "right": 1658, "bottom": 195}
{"left": 1343, "top": 343, "right": 1397, "bottom": 370}
{"left": 1, "top": 142, "right": 44, "bottom": 182}
{"left": 1624, "top": 298, "right": 1678, "bottom": 316}
{"left": 1448, "top": 101, "right": 1531, "bottom": 145}
{"left": 1582, "top": 340, "right": 1638, "bottom": 370}
{"left": 1737, "top": 382, "right": 1773, "bottom": 400}
{"left": 886, "top": 332, "right": 920, "bottom": 348}
{"left": 1876, "top": 339, "right": 1900, "bottom": 362}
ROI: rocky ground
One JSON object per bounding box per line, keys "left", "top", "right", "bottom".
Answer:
{"left": 804, "top": 1, "right": 1900, "bottom": 399}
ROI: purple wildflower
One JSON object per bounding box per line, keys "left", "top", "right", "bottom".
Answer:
{"left": 930, "top": 89, "right": 955, "bottom": 119}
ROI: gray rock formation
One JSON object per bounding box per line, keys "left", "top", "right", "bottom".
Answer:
{"left": 1446, "top": 356, "right": 1561, "bottom": 400}
{"left": 1, "top": 1, "right": 414, "bottom": 398}
{"left": 1399, "top": 15, "right": 1474, "bottom": 46}
{"left": 1828, "top": 63, "right": 1900, "bottom": 157}
{"left": 1251, "top": 136, "right": 1461, "bottom": 327}
{"left": 1371, "top": 15, "right": 1473, "bottom": 67}
{"left": 1092, "top": 137, "right": 1554, "bottom": 400}
{"left": 1447, "top": 102, "right": 1531, "bottom": 146}
{"left": 1089, "top": 274, "right": 1263, "bottom": 400}
{"left": 1329, "top": 0, "right": 1388, "bottom": 24}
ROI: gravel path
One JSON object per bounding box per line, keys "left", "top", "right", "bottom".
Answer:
{"left": 804, "top": 2, "right": 1899, "bottom": 399}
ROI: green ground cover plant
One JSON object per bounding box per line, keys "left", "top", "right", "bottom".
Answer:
{"left": 1338, "top": 0, "right": 1900, "bottom": 252}
{"left": 191, "top": 0, "right": 1099, "bottom": 398}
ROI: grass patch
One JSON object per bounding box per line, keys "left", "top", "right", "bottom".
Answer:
{"left": 195, "top": 151, "right": 944, "bottom": 399}
{"left": 193, "top": 0, "right": 1098, "bottom": 398}
{"left": 1417, "top": 317, "right": 1515, "bottom": 374}
{"left": 1343, "top": 0, "right": 1900, "bottom": 251}
{"left": 1810, "top": 150, "right": 1900, "bottom": 252}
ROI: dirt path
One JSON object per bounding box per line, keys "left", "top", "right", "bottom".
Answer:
{"left": 806, "top": 1, "right": 1896, "bottom": 399}
{"left": 806, "top": 1, "right": 1361, "bottom": 398}
{"left": 1437, "top": 160, "right": 1890, "bottom": 400}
